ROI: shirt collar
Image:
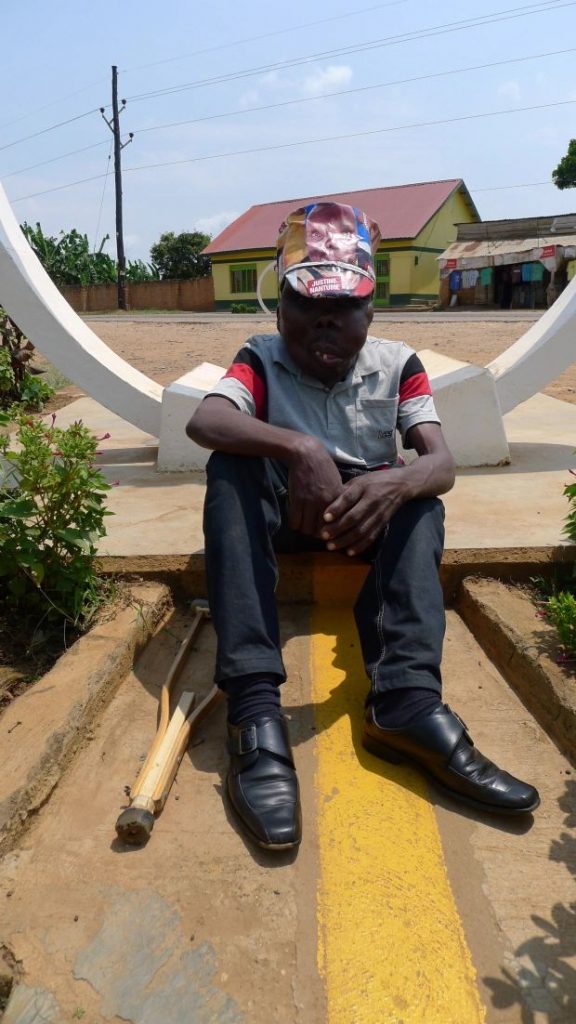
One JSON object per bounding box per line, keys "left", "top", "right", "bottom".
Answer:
{"left": 273, "top": 334, "right": 381, "bottom": 387}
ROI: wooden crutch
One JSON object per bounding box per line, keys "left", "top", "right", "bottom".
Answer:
{"left": 115, "top": 599, "right": 222, "bottom": 845}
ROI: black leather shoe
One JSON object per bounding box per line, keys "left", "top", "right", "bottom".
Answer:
{"left": 363, "top": 703, "right": 540, "bottom": 815}
{"left": 227, "top": 716, "right": 302, "bottom": 850}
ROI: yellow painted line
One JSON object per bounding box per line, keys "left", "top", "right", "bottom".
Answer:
{"left": 311, "top": 605, "right": 485, "bottom": 1024}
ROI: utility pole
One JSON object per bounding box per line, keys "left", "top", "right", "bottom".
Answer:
{"left": 100, "top": 66, "right": 133, "bottom": 310}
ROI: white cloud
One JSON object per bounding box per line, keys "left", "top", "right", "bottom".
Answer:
{"left": 238, "top": 89, "right": 260, "bottom": 109}
{"left": 237, "top": 64, "right": 354, "bottom": 108}
{"left": 497, "top": 80, "right": 522, "bottom": 103}
{"left": 195, "top": 210, "right": 239, "bottom": 238}
{"left": 300, "top": 65, "right": 353, "bottom": 98}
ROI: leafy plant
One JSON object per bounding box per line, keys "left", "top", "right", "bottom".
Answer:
{"left": 545, "top": 591, "right": 576, "bottom": 656}
{"left": 125, "top": 259, "right": 160, "bottom": 282}
{"left": 20, "top": 222, "right": 117, "bottom": 287}
{"left": 0, "top": 410, "right": 112, "bottom": 633}
{"left": 552, "top": 139, "right": 576, "bottom": 191}
{"left": 532, "top": 470, "right": 576, "bottom": 660}
{"left": 149, "top": 231, "right": 211, "bottom": 280}
{"left": 0, "top": 309, "right": 54, "bottom": 410}
{"left": 563, "top": 470, "right": 576, "bottom": 542}
{"left": 230, "top": 303, "right": 259, "bottom": 313}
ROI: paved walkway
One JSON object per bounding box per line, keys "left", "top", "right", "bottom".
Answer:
{"left": 2, "top": 389, "right": 576, "bottom": 1023}
{"left": 2, "top": 604, "right": 574, "bottom": 1023}
{"left": 47, "top": 391, "right": 576, "bottom": 566}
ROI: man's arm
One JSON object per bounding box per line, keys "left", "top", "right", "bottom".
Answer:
{"left": 320, "top": 422, "right": 455, "bottom": 555}
{"left": 187, "top": 396, "right": 343, "bottom": 534}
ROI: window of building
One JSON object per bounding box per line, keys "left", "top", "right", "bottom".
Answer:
{"left": 230, "top": 264, "right": 257, "bottom": 294}
{"left": 374, "top": 253, "right": 390, "bottom": 306}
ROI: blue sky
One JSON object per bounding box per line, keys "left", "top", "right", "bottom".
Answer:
{"left": 2, "top": 0, "right": 576, "bottom": 261}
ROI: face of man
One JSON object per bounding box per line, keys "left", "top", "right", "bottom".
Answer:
{"left": 306, "top": 204, "right": 358, "bottom": 265}
{"left": 277, "top": 283, "right": 374, "bottom": 386}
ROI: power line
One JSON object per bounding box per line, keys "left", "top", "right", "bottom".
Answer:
{"left": 6, "top": 41, "right": 569, "bottom": 183}
{"left": 132, "top": 45, "right": 576, "bottom": 137}
{"left": 121, "top": 0, "right": 409, "bottom": 74}
{"left": 0, "top": 108, "right": 103, "bottom": 156}
{"left": 93, "top": 141, "right": 113, "bottom": 252}
{"left": 11, "top": 97, "right": 576, "bottom": 202}
{"left": 1, "top": 0, "right": 568, "bottom": 160}
{"left": 12, "top": 171, "right": 107, "bottom": 201}
{"left": 473, "top": 181, "right": 551, "bottom": 191}
{"left": 2, "top": 140, "right": 110, "bottom": 179}
{"left": 0, "top": 78, "right": 108, "bottom": 133}
{"left": 126, "top": 1, "right": 574, "bottom": 103}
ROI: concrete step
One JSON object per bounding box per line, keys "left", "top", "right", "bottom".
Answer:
{"left": 1, "top": 604, "right": 575, "bottom": 1023}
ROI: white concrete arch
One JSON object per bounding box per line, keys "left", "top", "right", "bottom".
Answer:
{"left": 0, "top": 182, "right": 162, "bottom": 436}
{"left": 488, "top": 274, "right": 576, "bottom": 415}
{"left": 1, "top": 176, "right": 576, "bottom": 466}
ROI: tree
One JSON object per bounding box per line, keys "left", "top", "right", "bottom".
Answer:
{"left": 20, "top": 222, "right": 117, "bottom": 287}
{"left": 552, "top": 139, "right": 576, "bottom": 190}
{"left": 149, "top": 231, "right": 211, "bottom": 280}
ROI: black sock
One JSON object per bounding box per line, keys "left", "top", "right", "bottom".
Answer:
{"left": 223, "top": 673, "right": 282, "bottom": 725}
{"left": 373, "top": 687, "right": 442, "bottom": 729}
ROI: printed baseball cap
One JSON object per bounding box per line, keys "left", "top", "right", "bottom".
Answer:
{"left": 277, "top": 201, "right": 381, "bottom": 299}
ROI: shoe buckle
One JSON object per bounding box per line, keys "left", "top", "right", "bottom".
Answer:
{"left": 440, "top": 708, "right": 469, "bottom": 741}
{"left": 445, "top": 704, "right": 469, "bottom": 734}
{"left": 236, "top": 723, "right": 258, "bottom": 755}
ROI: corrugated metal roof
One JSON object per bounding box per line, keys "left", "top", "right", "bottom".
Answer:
{"left": 204, "top": 179, "right": 475, "bottom": 254}
{"left": 455, "top": 213, "right": 576, "bottom": 242}
{"left": 438, "top": 236, "right": 576, "bottom": 269}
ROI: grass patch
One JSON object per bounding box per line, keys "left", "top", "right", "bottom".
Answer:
{"left": 531, "top": 570, "right": 576, "bottom": 663}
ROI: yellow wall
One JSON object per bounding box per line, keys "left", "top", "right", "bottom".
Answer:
{"left": 410, "top": 187, "right": 477, "bottom": 297}
{"left": 211, "top": 188, "right": 478, "bottom": 306}
{"left": 212, "top": 251, "right": 276, "bottom": 306}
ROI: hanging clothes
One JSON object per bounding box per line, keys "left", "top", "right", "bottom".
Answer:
{"left": 449, "top": 270, "right": 462, "bottom": 291}
{"left": 479, "top": 266, "right": 493, "bottom": 286}
{"left": 531, "top": 262, "right": 545, "bottom": 282}
{"left": 567, "top": 260, "right": 576, "bottom": 282}
{"left": 521, "top": 263, "right": 532, "bottom": 282}
{"left": 462, "top": 268, "right": 479, "bottom": 288}
{"left": 512, "top": 265, "right": 522, "bottom": 284}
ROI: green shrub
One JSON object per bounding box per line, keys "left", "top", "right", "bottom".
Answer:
{"left": 545, "top": 591, "right": 576, "bottom": 657}
{"left": 563, "top": 472, "right": 576, "bottom": 543}
{"left": 0, "top": 410, "right": 112, "bottom": 632}
{"left": 0, "top": 309, "right": 54, "bottom": 410}
{"left": 230, "top": 303, "right": 259, "bottom": 313}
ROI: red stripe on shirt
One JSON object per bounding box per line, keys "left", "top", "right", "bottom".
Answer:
{"left": 224, "top": 363, "right": 266, "bottom": 419}
{"left": 399, "top": 370, "right": 432, "bottom": 402}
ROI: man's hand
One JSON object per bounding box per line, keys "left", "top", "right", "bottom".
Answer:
{"left": 320, "top": 422, "right": 456, "bottom": 555}
{"left": 320, "top": 469, "right": 409, "bottom": 554}
{"left": 287, "top": 437, "right": 344, "bottom": 535}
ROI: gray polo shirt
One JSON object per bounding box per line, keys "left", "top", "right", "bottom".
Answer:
{"left": 207, "top": 333, "right": 440, "bottom": 469}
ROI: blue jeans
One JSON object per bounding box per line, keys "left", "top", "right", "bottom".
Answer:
{"left": 203, "top": 452, "right": 445, "bottom": 698}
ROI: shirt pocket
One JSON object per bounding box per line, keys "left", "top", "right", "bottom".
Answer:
{"left": 355, "top": 396, "right": 399, "bottom": 466}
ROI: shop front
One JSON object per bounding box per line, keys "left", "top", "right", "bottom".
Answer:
{"left": 438, "top": 226, "right": 576, "bottom": 309}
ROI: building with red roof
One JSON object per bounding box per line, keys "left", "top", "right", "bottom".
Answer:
{"left": 204, "top": 178, "right": 479, "bottom": 309}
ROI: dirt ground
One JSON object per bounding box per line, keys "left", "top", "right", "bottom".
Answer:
{"left": 43, "top": 318, "right": 576, "bottom": 406}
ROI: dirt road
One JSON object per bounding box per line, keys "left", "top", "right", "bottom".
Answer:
{"left": 42, "top": 317, "right": 576, "bottom": 406}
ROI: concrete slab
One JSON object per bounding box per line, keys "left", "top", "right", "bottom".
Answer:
{"left": 48, "top": 392, "right": 576, "bottom": 562}
{"left": 2, "top": 608, "right": 576, "bottom": 1023}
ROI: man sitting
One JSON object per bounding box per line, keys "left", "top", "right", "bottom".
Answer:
{"left": 186, "top": 201, "right": 539, "bottom": 851}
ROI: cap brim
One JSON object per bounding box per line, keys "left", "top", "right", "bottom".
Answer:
{"left": 284, "top": 265, "right": 374, "bottom": 299}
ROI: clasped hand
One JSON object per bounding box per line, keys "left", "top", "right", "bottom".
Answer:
{"left": 288, "top": 441, "right": 408, "bottom": 555}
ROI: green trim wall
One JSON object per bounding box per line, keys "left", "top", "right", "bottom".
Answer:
{"left": 210, "top": 187, "right": 477, "bottom": 306}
